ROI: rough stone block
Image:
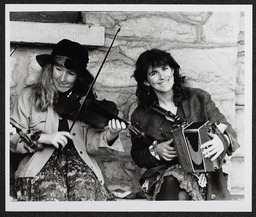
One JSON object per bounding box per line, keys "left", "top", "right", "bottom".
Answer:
{"left": 118, "top": 16, "right": 197, "bottom": 43}
{"left": 171, "top": 47, "right": 238, "bottom": 91}
{"left": 10, "top": 21, "right": 104, "bottom": 46}
{"left": 203, "top": 11, "right": 241, "bottom": 43}
{"left": 235, "top": 106, "right": 245, "bottom": 157}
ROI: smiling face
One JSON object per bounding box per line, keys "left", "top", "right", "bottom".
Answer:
{"left": 52, "top": 58, "right": 78, "bottom": 92}
{"left": 145, "top": 64, "right": 174, "bottom": 94}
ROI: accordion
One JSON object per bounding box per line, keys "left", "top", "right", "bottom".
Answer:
{"left": 172, "top": 122, "right": 221, "bottom": 173}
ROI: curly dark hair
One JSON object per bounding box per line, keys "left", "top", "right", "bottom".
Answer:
{"left": 133, "top": 49, "right": 189, "bottom": 107}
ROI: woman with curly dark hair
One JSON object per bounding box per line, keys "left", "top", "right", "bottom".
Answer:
{"left": 130, "top": 49, "right": 240, "bottom": 200}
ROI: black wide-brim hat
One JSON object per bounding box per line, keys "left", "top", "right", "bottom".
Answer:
{"left": 36, "top": 39, "right": 89, "bottom": 74}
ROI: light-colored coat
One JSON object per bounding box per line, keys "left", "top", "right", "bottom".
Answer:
{"left": 10, "top": 88, "right": 124, "bottom": 185}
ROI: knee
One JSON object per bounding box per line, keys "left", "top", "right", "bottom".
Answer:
{"left": 162, "top": 176, "right": 178, "bottom": 187}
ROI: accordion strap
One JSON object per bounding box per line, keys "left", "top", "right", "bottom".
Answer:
{"left": 150, "top": 104, "right": 185, "bottom": 125}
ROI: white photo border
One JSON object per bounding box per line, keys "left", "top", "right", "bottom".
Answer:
{"left": 5, "top": 3, "right": 253, "bottom": 212}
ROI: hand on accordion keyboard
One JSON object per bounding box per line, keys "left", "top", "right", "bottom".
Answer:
{"left": 200, "top": 132, "right": 224, "bottom": 161}
{"left": 155, "top": 139, "right": 178, "bottom": 161}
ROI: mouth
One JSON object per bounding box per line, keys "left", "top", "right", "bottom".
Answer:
{"left": 58, "top": 83, "right": 66, "bottom": 87}
{"left": 158, "top": 79, "right": 169, "bottom": 85}
{"left": 54, "top": 81, "right": 69, "bottom": 91}
{"left": 55, "top": 80, "right": 67, "bottom": 87}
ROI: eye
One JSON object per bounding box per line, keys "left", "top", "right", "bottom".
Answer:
{"left": 149, "top": 70, "right": 157, "bottom": 76}
{"left": 54, "top": 65, "right": 63, "bottom": 71}
{"left": 56, "top": 66, "right": 62, "bottom": 71}
{"left": 68, "top": 71, "right": 77, "bottom": 76}
{"left": 162, "top": 65, "right": 169, "bottom": 70}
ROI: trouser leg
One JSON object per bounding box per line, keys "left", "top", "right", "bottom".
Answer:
{"left": 63, "top": 147, "right": 109, "bottom": 201}
{"left": 15, "top": 151, "right": 68, "bottom": 201}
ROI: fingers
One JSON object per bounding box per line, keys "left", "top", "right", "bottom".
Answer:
{"left": 108, "top": 119, "right": 127, "bottom": 132}
{"left": 210, "top": 148, "right": 223, "bottom": 161}
{"left": 54, "top": 139, "right": 66, "bottom": 149}
{"left": 156, "top": 141, "right": 177, "bottom": 161}
{"left": 198, "top": 173, "right": 207, "bottom": 188}
{"left": 200, "top": 137, "right": 214, "bottom": 149}
{"left": 60, "top": 131, "right": 73, "bottom": 140}
{"left": 10, "top": 124, "right": 17, "bottom": 135}
{"left": 207, "top": 132, "right": 215, "bottom": 138}
{"left": 163, "top": 149, "right": 177, "bottom": 156}
{"left": 201, "top": 135, "right": 224, "bottom": 161}
{"left": 163, "top": 139, "right": 174, "bottom": 146}
{"left": 120, "top": 121, "right": 126, "bottom": 129}
{"left": 53, "top": 132, "right": 72, "bottom": 149}
{"left": 108, "top": 119, "right": 115, "bottom": 130}
{"left": 161, "top": 152, "right": 177, "bottom": 161}
{"left": 106, "top": 119, "right": 127, "bottom": 143}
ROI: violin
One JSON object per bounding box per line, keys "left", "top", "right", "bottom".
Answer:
{"left": 82, "top": 98, "right": 143, "bottom": 137}
{"left": 54, "top": 89, "right": 142, "bottom": 138}
{"left": 54, "top": 88, "right": 116, "bottom": 128}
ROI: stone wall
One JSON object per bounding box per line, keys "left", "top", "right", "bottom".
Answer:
{"left": 9, "top": 10, "right": 245, "bottom": 199}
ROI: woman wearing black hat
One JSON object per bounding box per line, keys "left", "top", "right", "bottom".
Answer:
{"left": 10, "top": 39, "right": 126, "bottom": 201}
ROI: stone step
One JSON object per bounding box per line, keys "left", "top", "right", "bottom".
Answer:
{"left": 230, "top": 188, "right": 245, "bottom": 200}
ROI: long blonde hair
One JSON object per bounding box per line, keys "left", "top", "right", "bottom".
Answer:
{"left": 29, "top": 64, "right": 58, "bottom": 112}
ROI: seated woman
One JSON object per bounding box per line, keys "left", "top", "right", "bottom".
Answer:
{"left": 10, "top": 39, "right": 126, "bottom": 201}
{"left": 130, "top": 49, "right": 240, "bottom": 200}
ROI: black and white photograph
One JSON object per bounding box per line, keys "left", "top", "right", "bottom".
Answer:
{"left": 5, "top": 3, "right": 253, "bottom": 213}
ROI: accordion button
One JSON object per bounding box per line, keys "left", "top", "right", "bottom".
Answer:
{"left": 210, "top": 194, "right": 216, "bottom": 200}
{"left": 223, "top": 159, "right": 226, "bottom": 163}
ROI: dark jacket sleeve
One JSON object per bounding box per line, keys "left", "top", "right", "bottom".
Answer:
{"left": 130, "top": 109, "right": 162, "bottom": 169}
{"left": 202, "top": 90, "right": 240, "bottom": 155}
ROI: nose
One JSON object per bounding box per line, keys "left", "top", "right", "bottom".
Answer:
{"left": 60, "top": 71, "right": 67, "bottom": 82}
{"left": 158, "top": 69, "right": 165, "bottom": 79}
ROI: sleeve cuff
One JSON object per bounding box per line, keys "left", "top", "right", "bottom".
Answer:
{"left": 98, "top": 130, "right": 125, "bottom": 152}
{"left": 149, "top": 140, "right": 161, "bottom": 160}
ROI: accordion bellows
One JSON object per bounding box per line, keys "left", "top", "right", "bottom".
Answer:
{"left": 173, "top": 122, "right": 220, "bottom": 173}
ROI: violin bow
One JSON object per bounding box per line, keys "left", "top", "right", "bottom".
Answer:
{"left": 69, "top": 27, "right": 121, "bottom": 131}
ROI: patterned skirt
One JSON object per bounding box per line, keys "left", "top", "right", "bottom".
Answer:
{"left": 15, "top": 146, "right": 115, "bottom": 201}
{"left": 140, "top": 164, "right": 206, "bottom": 200}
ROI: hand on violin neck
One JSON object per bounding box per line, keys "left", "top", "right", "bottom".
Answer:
{"left": 106, "top": 119, "right": 126, "bottom": 145}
